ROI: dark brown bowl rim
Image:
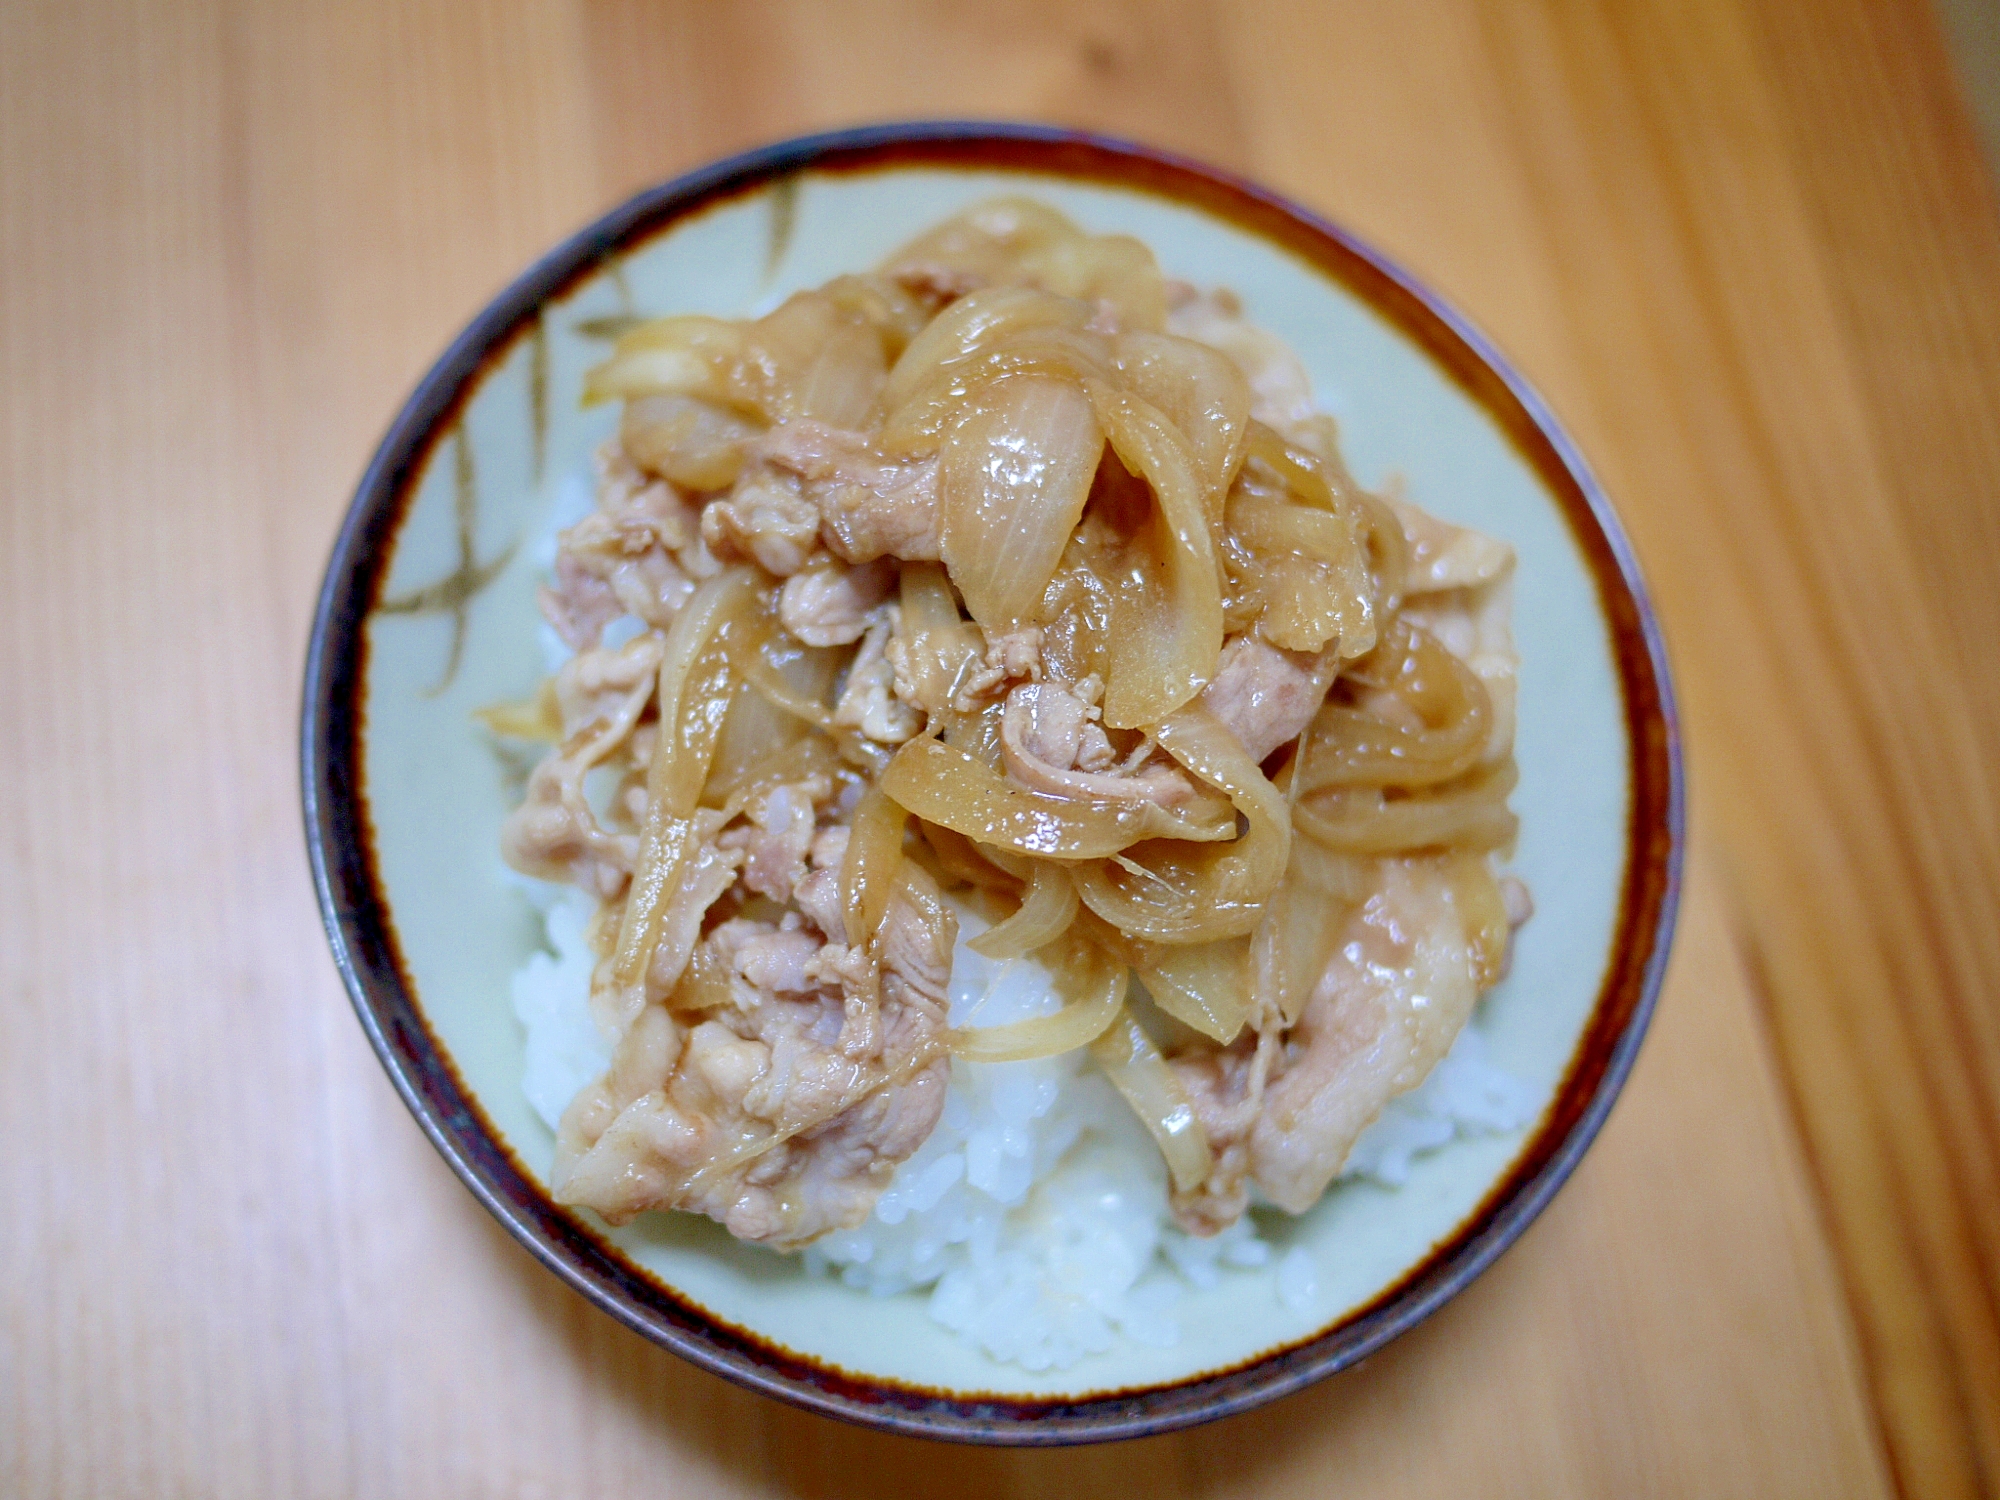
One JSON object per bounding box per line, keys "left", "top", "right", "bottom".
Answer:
{"left": 301, "top": 120, "right": 1683, "bottom": 1446}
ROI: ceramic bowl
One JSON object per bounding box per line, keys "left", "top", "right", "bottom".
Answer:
{"left": 302, "top": 122, "right": 1681, "bottom": 1443}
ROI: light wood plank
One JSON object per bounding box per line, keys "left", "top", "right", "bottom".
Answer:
{"left": 1461, "top": 2, "right": 2000, "bottom": 1489}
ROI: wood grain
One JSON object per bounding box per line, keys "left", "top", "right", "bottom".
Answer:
{"left": 1469, "top": 5, "right": 2000, "bottom": 1491}
{"left": 3, "top": 0, "right": 1994, "bottom": 1494}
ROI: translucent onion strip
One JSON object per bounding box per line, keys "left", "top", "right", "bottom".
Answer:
{"left": 941, "top": 698, "right": 1007, "bottom": 770}
{"left": 948, "top": 937, "right": 1124, "bottom": 1063}
{"left": 1296, "top": 620, "right": 1492, "bottom": 789}
{"left": 1260, "top": 555, "right": 1364, "bottom": 656}
{"left": 1245, "top": 418, "right": 1358, "bottom": 515}
{"left": 706, "top": 732, "right": 840, "bottom": 815}
{"left": 585, "top": 291, "right": 887, "bottom": 428}
{"left": 880, "top": 286, "right": 1091, "bottom": 416}
{"left": 1036, "top": 558, "right": 1114, "bottom": 688}
{"left": 1114, "top": 330, "right": 1251, "bottom": 523}
{"left": 939, "top": 374, "right": 1104, "bottom": 629}
{"left": 1285, "top": 836, "right": 1377, "bottom": 903}
{"left": 1252, "top": 837, "right": 1374, "bottom": 1027}
{"left": 1226, "top": 490, "right": 1374, "bottom": 654}
{"left": 1089, "top": 1006, "right": 1213, "bottom": 1194}
{"left": 621, "top": 394, "right": 760, "bottom": 490}
{"left": 882, "top": 326, "right": 1114, "bottom": 454}
{"left": 816, "top": 272, "right": 932, "bottom": 360}
{"left": 667, "top": 932, "right": 736, "bottom": 1014}
{"left": 1076, "top": 908, "right": 1253, "bottom": 1042}
{"left": 1072, "top": 706, "right": 1292, "bottom": 944}
{"left": 1245, "top": 420, "right": 1408, "bottom": 621}
{"left": 730, "top": 623, "right": 836, "bottom": 730}
{"left": 968, "top": 861, "right": 1079, "bottom": 959}
{"left": 1085, "top": 379, "right": 1225, "bottom": 729}
{"left": 894, "top": 561, "right": 984, "bottom": 714}
{"left": 703, "top": 678, "right": 801, "bottom": 798}
{"left": 1294, "top": 762, "right": 1520, "bottom": 856}
{"left": 1227, "top": 488, "right": 1358, "bottom": 563}
{"left": 583, "top": 315, "right": 741, "bottom": 408}
{"left": 841, "top": 787, "right": 909, "bottom": 948}
{"left": 880, "top": 735, "right": 1234, "bottom": 859}
{"left": 1253, "top": 873, "right": 1337, "bottom": 1029}
{"left": 1133, "top": 935, "right": 1253, "bottom": 1043}
{"left": 882, "top": 198, "right": 1167, "bottom": 335}
{"left": 915, "top": 823, "right": 1022, "bottom": 893}
{"left": 473, "top": 678, "right": 561, "bottom": 741}
{"left": 611, "top": 568, "right": 761, "bottom": 998}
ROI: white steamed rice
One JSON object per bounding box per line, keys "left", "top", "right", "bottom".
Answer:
{"left": 507, "top": 880, "right": 1536, "bottom": 1371}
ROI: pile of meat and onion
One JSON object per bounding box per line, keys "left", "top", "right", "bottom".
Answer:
{"left": 493, "top": 198, "right": 1530, "bottom": 1256}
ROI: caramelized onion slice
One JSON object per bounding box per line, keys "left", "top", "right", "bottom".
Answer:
{"left": 968, "top": 861, "right": 1078, "bottom": 960}
{"left": 1072, "top": 706, "right": 1291, "bottom": 943}
{"left": 704, "top": 677, "right": 802, "bottom": 797}
{"left": 760, "top": 294, "right": 890, "bottom": 428}
{"left": 894, "top": 561, "right": 983, "bottom": 714}
{"left": 1284, "top": 835, "right": 1377, "bottom": 902}
{"left": 913, "top": 822, "right": 1022, "bottom": 893}
{"left": 706, "top": 731, "right": 841, "bottom": 815}
{"left": 1253, "top": 836, "right": 1374, "bottom": 1027}
{"left": 883, "top": 197, "right": 1167, "bottom": 333}
{"left": 1077, "top": 907, "right": 1252, "bottom": 1042}
{"left": 612, "top": 568, "right": 762, "bottom": 999}
{"left": 583, "top": 315, "right": 743, "bottom": 408}
{"left": 939, "top": 374, "right": 1104, "bottom": 629}
{"left": 473, "top": 678, "right": 562, "bottom": 741}
{"left": 841, "top": 786, "right": 908, "bottom": 948}
{"left": 947, "top": 936, "right": 1124, "bottom": 1063}
{"left": 1247, "top": 553, "right": 1366, "bottom": 656}
{"left": 1254, "top": 873, "right": 1336, "bottom": 1029}
{"left": 1115, "top": 330, "right": 1251, "bottom": 520}
{"left": 668, "top": 940, "right": 736, "bottom": 1014}
{"left": 1245, "top": 420, "right": 1408, "bottom": 621}
{"left": 882, "top": 326, "right": 1114, "bottom": 454}
{"left": 1134, "top": 936, "right": 1253, "bottom": 1044}
{"left": 1086, "top": 379, "right": 1224, "bottom": 729}
{"left": 1089, "top": 1006, "right": 1213, "bottom": 1193}
{"left": 621, "top": 394, "right": 761, "bottom": 490}
{"left": 1227, "top": 489, "right": 1352, "bottom": 558}
{"left": 1295, "top": 620, "right": 1492, "bottom": 789}
{"left": 1294, "top": 761, "right": 1520, "bottom": 856}
{"left": 881, "top": 286, "right": 1092, "bottom": 414}
{"left": 730, "top": 622, "right": 836, "bottom": 730}
{"left": 880, "top": 736, "right": 1232, "bottom": 860}
{"left": 585, "top": 292, "right": 886, "bottom": 427}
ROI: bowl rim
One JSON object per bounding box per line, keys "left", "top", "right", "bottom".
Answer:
{"left": 301, "top": 119, "right": 1684, "bottom": 1446}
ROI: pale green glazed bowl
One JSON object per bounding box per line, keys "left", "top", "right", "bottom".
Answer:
{"left": 302, "top": 123, "right": 1681, "bottom": 1444}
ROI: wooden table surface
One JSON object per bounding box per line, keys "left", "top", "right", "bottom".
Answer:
{"left": 6, "top": 1, "right": 1999, "bottom": 1495}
